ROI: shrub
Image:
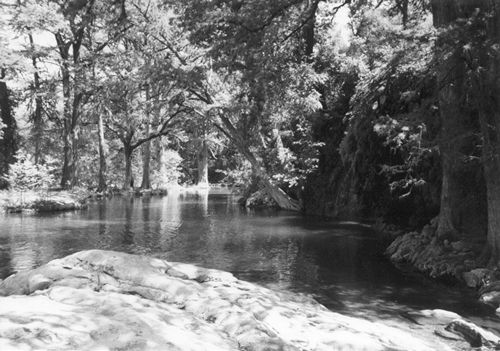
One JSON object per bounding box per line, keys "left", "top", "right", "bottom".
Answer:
{"left": 151, "top": 149, "right": 183, "bottom": 188}
{"left": 3, "top": 155, "right": 55, "bottom": 191}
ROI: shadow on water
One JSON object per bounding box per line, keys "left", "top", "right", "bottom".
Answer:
{"left": 0, "top": 190, "right": 499, "bottom": 335}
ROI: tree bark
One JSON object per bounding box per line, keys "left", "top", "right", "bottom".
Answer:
{"left": 302, "top": 0, "right": 320, "bottom": 57}
{"left": 475, "top": 0, "right": 500, "bottom": 266}
{"left": 435, "top": 78, "right": 468, "bottom": 239}
{"left": 433, "top": 0, "right": 500, "bottom": 264}
{"left": 481, "top": 140, "right": 500, "bottom": 267}
{"left": 486, "top": 1, "right": 500, "bottom": 267}
{"left": 59, "top": 58, "right": 76, "bottom": 189}
{"left": 141, "top": 86, "right": 151, "bottom": 189}
{"left": 28, "top": 33, "right": 43, "bottom": 165}
{"left": 432, "top": 0, "right": 479, "bottom": 239}
{"left": 97, "top": 112, "right": 107, "bottom": 192}
{"left": 57, "top": 18, "right": 86, "bottom": 188}
{"left": 123, "top": 141, "right": 134, "bottom": 191}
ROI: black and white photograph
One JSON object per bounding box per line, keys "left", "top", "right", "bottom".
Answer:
{"left": 0, "top": 0, "right": 499, "bottom": 350}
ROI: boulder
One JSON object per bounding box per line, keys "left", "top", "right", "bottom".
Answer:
{"left": 479, "top": 280, "right": 500, "bottom": 311}
{"left": 245, "top": 190, "right": 278, "bottom": 209}
{"left": 480, "top": 290, "right": 500, "bottom": 307}
{"left": 463, "top": 268, "right": 491, "bottom": 288}
{"left": 0, "top": 250, "right": 454, "bottom": 351}
{"left": 445, "top": 319, "right": 500, "bottom": 348}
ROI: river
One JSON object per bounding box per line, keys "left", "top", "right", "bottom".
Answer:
{"left": 0, "top": 188, "right": 498, "bottom": 341}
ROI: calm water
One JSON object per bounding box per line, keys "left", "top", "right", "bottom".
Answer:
{"left": 0, "top": 189, "right": 498, "bottom": 334}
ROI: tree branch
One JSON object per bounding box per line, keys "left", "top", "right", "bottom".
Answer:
{"left": 130, "top": 107, "right": 189, "bottom": 149}
{"left": 281, "top": 0, "right": 349, "bottom": 44}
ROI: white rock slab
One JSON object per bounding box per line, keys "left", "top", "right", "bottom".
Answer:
{"left": 0, "top": 250, "right": 455, "bottom": 351}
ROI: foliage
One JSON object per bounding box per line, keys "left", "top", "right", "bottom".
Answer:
{"left": 3, "top": 155, "right": 55, "bottom": 191}
{"left": 151, "top": 149, "right": 183, "bottom": 188}
{"left": 0, "top": 0, "right": 497, "bottom": 258}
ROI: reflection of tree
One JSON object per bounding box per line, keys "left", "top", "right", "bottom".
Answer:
{"left": 122, "top": 197, "right": 135, "bottom": 247}
{"left": 199, "top": 189, "right": 209, "bottom": 217}
{"left": 9, "top": 241, "right": 38, "bottom": 275}
{"left": 97, "top": 200, "right": 108, "bottom": 241}
{"left": 141, "top": 197, "right": 151, "bottom": 244}
{"left": 6, "top": 219, "right": 47, "bottom": 276}
{"left": 157, "top": 190, "right": 183, "bottom": 252}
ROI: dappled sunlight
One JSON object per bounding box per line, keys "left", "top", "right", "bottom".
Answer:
{"left": 0, "top": 250, "right": 459, "bottom": 350}
{"left": 0, "top": 287, "right": 237, "bottom": 351}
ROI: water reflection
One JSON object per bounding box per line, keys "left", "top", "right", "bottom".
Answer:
{"left": 0, "top": 190, "right": 498, "bottom": 336}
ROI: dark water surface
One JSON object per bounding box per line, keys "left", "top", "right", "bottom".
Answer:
{"left": 1, "top": 190, "right": 498, "bottom": 334}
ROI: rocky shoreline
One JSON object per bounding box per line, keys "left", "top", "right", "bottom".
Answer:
{"left": 0, "top": 250, "right": 498, "bottom": 350}
{"left": 386, "top": 219, "right": 500, "bottom": 321}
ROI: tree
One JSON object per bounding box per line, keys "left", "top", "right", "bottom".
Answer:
{"left": 0, "top": 72, "right": 17, "bottom": 180}
{"left": 0, "top": 17, "right": 20, "bottom": 184}
{"left": 179, "top": 0, "right": 341, "bottom": 210}
{"left": 98, "top": 51, "right": 189, "bottom": 190}
{"left": 430, "top": 0, "right": 500, "bottom": 266}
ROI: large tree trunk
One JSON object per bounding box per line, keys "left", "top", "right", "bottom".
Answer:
{"left": 433, "top": 0, "right": 500, "bottom": 265}
{"left": 141, "top": 136, "right": 151, "bottom": 189}
{"left": 476, "top": 0, "right": 500, "bottom": 266}
{"left": 302, "top": 0, "right": 320, "bottom": 57}
{"left": 123, "top": 142, "right": 134, "bottom": 191}
{"left": 28, "top": 33, "right": 43, "bottom": 165}
{"left": 435, "top": 79, "right": 469, "bottom": 239}
{"left": 141, "top": 86, "right": 151, "bottom": 190}
{"left": 486, "top": 1, "right": 500, "bottom": 267}
{"left": 482, "top": 145, "right": 500, "bottom": 267}
{"left": 152, "top": 87, "right": 163, "bottom": 187}
{"left": 197, "top": 139, "right": 209, "bottom": 186}
{"left": 59, "top": 56, "right": 77, "bottom": 188}
{"left": 57, "top": 29, "right": 84, "bottom": 189}
{"left": 218, "top": 116, "right": 300, "bottom": 211}
{"left": 97, "top": 112, "right": 107, "bottom": 192}
{"left": 0, "top": 78, "right": 17, "bottom": 178}
{"left": 432, "top": 0, "right": 482, "bottom": 239}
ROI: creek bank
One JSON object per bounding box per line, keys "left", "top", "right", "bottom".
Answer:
{"left": 0, "top": 190, "right": 87, "bottom": 213}
{"left": 0, "top": 249, "right": 475, "bottom": 351}
{"left": 386, "top": 218, "right": 500, "bottom": 318}
{"left": 88, "top": 184, "right": 235, "bottom": 199}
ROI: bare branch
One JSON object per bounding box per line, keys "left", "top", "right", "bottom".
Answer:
{"left": 130, "top": 107, "right": 189, "bottom": 149}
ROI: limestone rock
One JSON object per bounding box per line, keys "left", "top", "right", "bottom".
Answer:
{"left": 386, "top": 230, "right": 478, "bottom": 279}
{"left": 480, "top": 290, "right": 500, "bottom": 307}
{"left": 407, "top": 309, "right": 462, "bottom": 326}
{"left": 434, "top": 328, "right": 465, "bottom": 341}
{"left": 0, "top": 250, "right": 455, "bottom": 351}
{"left": 463, "top": 268, "right": 491, "bottom": 288}
{"left": 445, "top": 319, "right": 500, "bottom": 348}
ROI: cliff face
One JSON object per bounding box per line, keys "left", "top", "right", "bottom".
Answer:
{"left": 302, "top": 111, "right": 440, "bottom": 226}
{"left": 301, "top": 70, "right": 486, "bottom": 236}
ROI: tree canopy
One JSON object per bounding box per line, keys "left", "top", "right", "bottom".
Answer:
{"left": 1, "top": 0, "right": 500, "bottom": 266}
